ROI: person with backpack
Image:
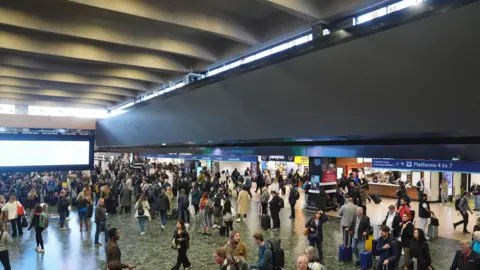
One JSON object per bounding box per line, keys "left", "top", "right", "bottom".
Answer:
{"left": 0, "top": 221, "right": 13, "bottom": 270}
{"left": 289, "top": 186, "right": 300, "bottom": 219}
{"left": 244, "top": 172, "right": 253, "bottom": 198}
{"left": 28, "top": 204, "right": 48, "bottom": 253}
{"left": 269, "top": 191, "right": 284, "bottom": 230}
{"left": 255, "top": 171, "right": 264, "bottom": 194}
{"left": 454, "top": 192, "right": 473, "bottom": 234}
{"left": 135, "top": 194, "right": 151, "bottom": 235}
{"left": 249, "top": 233, "right": 273, "bottom": 270}
{"left": 200, "top": 192, "right": 213, "bottom": 235}
{"left": 157, "top": 189, "right": 170, "bottom": 231}
{"left": 376, "top": 225, "right": 399, "bottom": 270}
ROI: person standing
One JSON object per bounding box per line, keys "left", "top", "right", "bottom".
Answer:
{"left": 200, "top": 192, "right": 213, "bottom": 235}
{"left": 296, "top": 255, "right": 309, "bottom": 270}
{"left": 28, "top": 204, "right": 47, "bottom": 253}
{"left": 191, "top": 185, "right": 201, "bottom": 216}
{"left": 416, "top": 178, "right": 425, "bottom": 201}
{"left": 94, "top": 198, "right": 108, "bottom": 247}
{"left": 177, "top": 189, "right": 190, "bottom": 227}
{"left": 255, "top": 171, "right": 264, "bottom": 194}
{"left": 470, "top": 183, "right": 480, "bottom": 211}
{"left": 375, "top": 225, "right": 398, "bottom": 270}
{"left": 260, "top": 188, "right": 269, "bottom": 216}
{"left": 224, "top": 231, "right": 248, "bottom": 263}
{"left": 339, "top": 197, "right": 357, "bottom": 232}
{"left": 119, "top": 184, "right": 131, "bottom": 214}
{"left": 449, "top": 239, "right": 480, "bottom": 270}
{"left": 222, "top": 199, "right": 234, "bottom": 237}
{"left": 288, "top": 185, "right": 300, "bottom": 219}
{"left": 236, "top": 186, "right": 249, "bottom": 223}
{"left": 157, "top": 189, "right": 170, "bottom": 231}
{"left": 346, "top": 207, "right": 370, "bottom": 266}
{"left": 269, "top": 190, "right": 284, "bottom": 230}
{"left": 213, "top": 247, "right": 237, "bottom": 270}
{"left": 0, "top": 222, "right": 12, "bottom": 270}
{"left": 418, "top": 194, "right": 434, "bottom": 239}
{"left": 135, "top": 195, "right": 151, "bottom": 235}
{"left": 399, "top": 213, "right": 414, "bottom": 269}
{"left": 171, "top": 220, "right": 191, "bottom": 270}
{"left": 409, "top": 229, "right": 433, "bottom": 270}
{"left": 248, "top": 233, "right": 273, "bottom": 270}
{"left": 440, "top": 178, "right": 449, "bottom": 205}
{"left": 1, "top": 196, "right": 22, "bottom": 237}
{"left": 305, "top": 210, "right": 328, "bottom": 264}
{"left": 57, "top": 190, "right": 69, "bottom": 231}
{"left": 382, "top": 205, "right": 402, "bottom": 239}
{"left": 454, "top": 192, "right": 473, "bottom": 234}
{"left": 105, "top": 228, "right": 135, "bottom": 269}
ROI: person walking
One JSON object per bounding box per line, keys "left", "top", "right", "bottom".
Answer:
{"left": 191, "top": 185, "right": 201, "bottom": 216}
{"left": 171, "top": 220, "right": 191, "bottom": 270}
{"left": 236, "top": 186, "right": 249, "bottom": 223}
{"left": 418, "top": 194, "right": 434, "bottom": 239}
{"left": 177, "top": 189, "right": 190, "bottom": 227}
{"left": 222, "top": 199, "right": 234, "bottom": 237}
{"left": 105, "top": 228, "right": 135, "bottom": 269}
{"left": 28, "top": 204, "right": 47, "bottom": 253}
{"left": 135, "top": 194, "right": 151, "bottom": 235}
{"left": 57, "top": 190, "right": 69, "bottom": 231}
{"left": 440, "top": 178, "right": 449, "bottom": 205}
{"left": 375, "top": 225, "right": 399, "bottom": 270}
{"left": 470, "top": 183, "right": 480, "bottom": 211}
{"left": 399, "top": 213, "right": 414, "bottom": 270}
{"left": 0, "top": 222, "right": 12, "bottom": 270}
{"left": 244, "top": 172, "right": 253, "bottom": 198}
{"left": 94, "top": 198, "right": 108, "bottom": 247}
{"left": 346, "top": 207, "right": 371, "bottom": 266}
{"left": 269, "top": 190, "right": 284, "bottom": 230}
{"left": 416, "top": 178, "right": 425, "bottom": 201}
{"left": 200, "top": 192, "right": 213, "bottom": 235}
{"left": 454, "top": 192, "right": 473, "bottom": 234}
{"left": 409, "top": 228, "right": 432, "bottom": 270}
{"left": 449, "top": 240, "right": 480, "bottom": 270}
{"left": 157, "top": 189, "right": 170, "bottom": 231}
{"left": 1, "top": 195, "right": 23, "bottom": 237}
{"left": 288, "top": 185, "right": 300, "bottom": 219}
{"left": 305, "top": 210, "right": 328, "bottom": 264}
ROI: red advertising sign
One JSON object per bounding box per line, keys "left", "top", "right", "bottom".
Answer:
{"left": 322, "top": 168, "right": 337, "bottom": 183}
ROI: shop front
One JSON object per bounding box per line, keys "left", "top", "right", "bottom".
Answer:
{"left": 260, "top": 155, "right": 309, "bottom": 181}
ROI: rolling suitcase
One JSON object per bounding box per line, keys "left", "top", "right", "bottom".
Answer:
{"left": 219, "top": 226, "right": 226, "bottom": 236}
{"left": 360, "top": 237, "right": 373, "bottom": 270}
{"left": 261, "top": 215, "right": 271, "bottom": 230}
{"left": 371, "top": 194, "right": 382, "bottom": 204}
{"left": 427, "top": 224, "right": 438, "bottom": 240}
{"left": 339, "top": 232, "right": 353, "bottom": 262}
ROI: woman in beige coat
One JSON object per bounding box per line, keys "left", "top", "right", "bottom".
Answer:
{"left": 236, "top": 186, "right": 249, "bottom": 222}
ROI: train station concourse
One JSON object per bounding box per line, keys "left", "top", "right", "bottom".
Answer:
{"left": 0, "top": 0, "right": 479, "bottom": 269}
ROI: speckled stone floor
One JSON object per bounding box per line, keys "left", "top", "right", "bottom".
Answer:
{"left": 6, "top": 198, "right": 459, "bottom": 270}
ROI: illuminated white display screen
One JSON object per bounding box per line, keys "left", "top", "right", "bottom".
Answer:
{"left": 0, "top": 141, "right": 90, "bottom": 167}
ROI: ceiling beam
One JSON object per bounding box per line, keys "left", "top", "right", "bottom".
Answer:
{"left": 0, "top": 30, "right": 188, "bottom": 73}
{"left": 0, "top": 54, "right": 166, "bottom": 83}
{"left": 257, "top": 0, "right": 324, "bottom": 21}
{"left": 0, "top": 98, "right": 105, "bottom": 109}
{"left": 0, "top": 77, "right": 137, "bottom": 97}
{"left": 0, "top": 6, "right": 218, "bottom": 62}
{"left": 0, "top": 92, "right": 113, "bottom": 107}
{"left": 66, "top": 0, "right": 259, "bottom": 45}
{"left": 0, "top": 86, "right": 124, "bottom": 103}
{"left": 0, "top": 66, "right": 148, "bottom": 91}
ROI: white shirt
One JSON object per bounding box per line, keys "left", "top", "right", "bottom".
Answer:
{"left": 386, "top": 212, "right": 395, "bottom": 230}
{"left": 1, "top": 201, "right": 20, "bottom": 220}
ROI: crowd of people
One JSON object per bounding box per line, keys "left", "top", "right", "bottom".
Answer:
{"left": 0, "top": 160, "right": 479, "bottom": 269}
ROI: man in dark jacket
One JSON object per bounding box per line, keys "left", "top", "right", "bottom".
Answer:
{"left": 382, "top": 205, "right": 402, "bottom": 238}
{"left": 269, "top": 191, "right": 284, "bottom": 230}
{"left": 450, "top": 240, "right": 480, "bottom": 270}
{"left": 346, "top": 207, "right": 371, "bottom": 266}
{"left": 288, "top": 186, "right": 300, "bottom": 219}
{"left": 94, "top": 198, "right": 108, "bottom": 247}
{"left": 106, "top": 228, "right": 135, "bottom": 269}
{"left": 157, "top": 189, "right": 170, "bottom": 231}
{"left": 177, "top": 189, "right": 190, "bottom": 226}
{"left": 57, "top": 190, "right": 70, "bottom": 231}
{"left": 375, "top": 225, "right": 398, "bottom": 270}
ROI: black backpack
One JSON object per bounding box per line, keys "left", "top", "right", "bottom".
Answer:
{"left": 266, "top": 239, "right": 285, "bottom": 270}
{"left": 138, "top": 202, "right": 145, "bottom": 216}
{"left": 455, "top": 198, "right": 463, "bottom": 211}
{"left": 293, "top": 189, "right": 300, "bottom": 200}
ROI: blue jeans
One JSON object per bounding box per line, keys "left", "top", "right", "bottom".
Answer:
{"left": 94, "top": 221, "right": 108, "bottom": 244}
{"left": 160, "top": 210, "right": 167, "bottom": 226}
{"left": 59, "top": 212, "right": 66, "bottom": 229}
{"left": 78, "top": 210, "right": 86, "bottom": 223}
{"left": 352, "top": 238, "right": 365, "bottom": 263}
{"left": 179, "top": 210, "right": 189, "bottom": 223}
{"left": 138, "top": 216, "right": 147, "bottom": 233}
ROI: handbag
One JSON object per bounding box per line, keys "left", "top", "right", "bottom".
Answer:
{"left": 21, "top": 216, "right": 28, "bottom": 228}
{"left": 16, "top": 202, "right": 25, "bottom": 216}
{"left": 303, "top": 228, "right": 310, "bottom": 236}
{"left": 430, "top": 216, "right": 439, "bottom": 227}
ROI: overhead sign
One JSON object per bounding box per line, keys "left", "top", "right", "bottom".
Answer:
{"left": 372, "top": 158, "right": 480, "bottom": 173}
{"left": 294, "top": 156, "right": 309, "bottom": 165}
{"left": 143, "top": 154, "right": 257, "bottom": 163}
{"left": 260, "top": 155, "right": 294, "bottom": 162}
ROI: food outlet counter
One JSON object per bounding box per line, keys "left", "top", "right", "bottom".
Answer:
{"left": 368, "top": 182, "right": 418, "bottom": 201}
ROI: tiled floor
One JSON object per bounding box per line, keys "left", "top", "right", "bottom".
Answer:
{"left": 5, "top": 188, "right": 464, "bottom": 270}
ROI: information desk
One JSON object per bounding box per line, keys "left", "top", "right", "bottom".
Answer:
{"left": 368, "top": 183, "right": 419, "bottom": 201}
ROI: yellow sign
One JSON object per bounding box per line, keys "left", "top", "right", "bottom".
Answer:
{"left": 294, "top": 156, "right": 309, "bottom": 165}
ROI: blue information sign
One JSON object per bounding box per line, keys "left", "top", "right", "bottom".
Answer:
{"left": 142, "top": 154, "right": 257, "bottom": 163}
{"left": 372, "top": 158, "right": 480, "bottom": 173}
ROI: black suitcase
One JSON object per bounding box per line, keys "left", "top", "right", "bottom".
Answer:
{"left": 219, "top": 226, "right": 226, "bottom": 236}
{"left": 261, "top": 215, "right": 271, "bottom": 230}
{"left": 371, "top": 195, "right": 382, "bottom": 204}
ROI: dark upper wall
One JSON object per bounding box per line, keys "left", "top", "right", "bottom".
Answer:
{"left": 96, "top": 1, "right": 480, "bottom": 148}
